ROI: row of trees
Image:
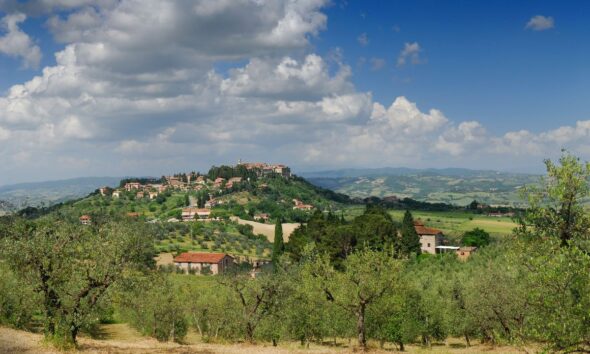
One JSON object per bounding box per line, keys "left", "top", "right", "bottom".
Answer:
{"left": 0, "top": 152, "right": 589, "bottom": 351}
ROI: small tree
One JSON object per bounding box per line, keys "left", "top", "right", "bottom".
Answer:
{"left": 461, "top": 228, "right": 491, "bottom": 248}
{"left": 517, "top": 150, "right": 590, "bottom": 248}
{"left": 315, "top": 248, "right": 404, "bottom": 349}
{"left": 272, "top": 218, "right": 285, "bottom": 267}
{"left": 400, "top": 210, "right": 421, "bottom": 256}
{"left": 217, "top": 272, "right": 282, "bottom": 343}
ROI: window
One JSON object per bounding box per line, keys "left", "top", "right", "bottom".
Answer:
{"left": 427, "top": 243, "right": 431, "bottom": 247}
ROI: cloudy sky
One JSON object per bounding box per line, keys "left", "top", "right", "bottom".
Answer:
{"left": 0, "top": 0, "right": 589, "bottom": 184}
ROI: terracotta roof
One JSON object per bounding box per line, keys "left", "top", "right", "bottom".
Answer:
{"left": 79, "top": 215, "right": 91, "bottom": 220}
{"left": 174, "top": 252, "right": 231, "bottom": 264}
{"left": 414, "top": 224, "right": 443, "bottom": 236}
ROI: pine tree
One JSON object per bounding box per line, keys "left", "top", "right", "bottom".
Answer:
{"left": 272, "top": 218, "right": 285, "bottom": 267}
{"left": 400, "top": 210, "right": 421, "bottom": 256}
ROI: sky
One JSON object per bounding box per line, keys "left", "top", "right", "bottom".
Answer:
{"left": 0, "top": 0, "right": 589, "bottom": 185}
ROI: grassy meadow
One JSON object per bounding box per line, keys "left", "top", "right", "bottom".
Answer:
{"left": 342, "top": 206, "right": 517, "bottom": 239}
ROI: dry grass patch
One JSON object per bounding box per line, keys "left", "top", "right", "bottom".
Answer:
{"left": 0, "top": 326, "right": 536, "bottom": 354}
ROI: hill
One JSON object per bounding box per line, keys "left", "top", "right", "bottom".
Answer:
{"left": 0, "top": 177, "right": 122, "bottom": 212}
{"left": 301, "top": 168, "right": 538, "bottom": 207}
{"left": 41, "top": 165, "right": 351, "bottom": 261}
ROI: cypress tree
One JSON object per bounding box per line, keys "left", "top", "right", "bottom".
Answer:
{"left": 272, "top": 218, "right": 285, "bottom": 267}
{"left": 400, "top": 210, "right": 421, "bottom": 256}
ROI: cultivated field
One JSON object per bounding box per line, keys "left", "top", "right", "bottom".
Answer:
{"left": 343, "top": 206, "right": 517, "bottom": 238}
{"left": 231, "top": 217, "right": 300, "bottom": 242}
{"left": 0, "top": 325, "right": 532, "bottom": 354}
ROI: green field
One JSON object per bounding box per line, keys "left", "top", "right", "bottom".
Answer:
{"left": 307, "top": 171, "right": 538, "bottom": 207}
{"left": 343, "top": 206, "right": 517, "bottom": 240}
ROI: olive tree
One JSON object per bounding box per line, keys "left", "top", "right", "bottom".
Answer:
{"left": 315, "top": 248, "right": 404, "bottom": 349}
{"left": 1, "top": 216, "right": 155, "bottom": 346}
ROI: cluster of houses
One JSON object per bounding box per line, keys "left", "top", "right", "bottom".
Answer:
{"left": 292, "top": 199, "right": 314, "bottom": 211}
{"left": 238, "top": 161, "right": 291, "bottom": 178}
{"left": 96, "top": 161, "right": 293, "bottom": 201}
{"left": 413, "top": 220, "right": 476, "bottom": 260}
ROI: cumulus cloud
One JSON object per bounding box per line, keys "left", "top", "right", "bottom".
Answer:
{"left": 220, "top": 54, "right": 353, "bottom": 100}
{"left": 397, "top": 42, "right": 422, "bottom": 67}
{"left": 526, "top": 15, "right": 555, "bottom": 31}
{"left": 0, "top": 1, "right": 587, "bottom": 184}
{"left": 0, "top": 13, "right": 42, "bottom": 68}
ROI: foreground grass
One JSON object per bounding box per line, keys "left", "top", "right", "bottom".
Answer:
{"left": 0, "top": 325, "right": 533, "bottom": 354}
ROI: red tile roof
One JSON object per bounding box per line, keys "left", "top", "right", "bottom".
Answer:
{"left": 79, "top": 215, "right": 91, "bottom": 220}
{"left": 414, "top": 222, "right": 443, "bottom": 236}
{"left": 173, "top": 252, "right": 231, "bottom": 264}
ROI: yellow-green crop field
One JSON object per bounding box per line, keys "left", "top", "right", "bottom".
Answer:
{"left": 342, "top": 206, "right": 517, "bottom": 239}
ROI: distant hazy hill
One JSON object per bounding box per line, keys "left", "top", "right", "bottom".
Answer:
{"left": 0, "top": 177, "right": 122, "bottom": 211}
{"left": 301, "top": 168, "right": 539, "bottom": 207}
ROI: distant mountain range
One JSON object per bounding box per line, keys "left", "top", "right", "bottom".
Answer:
{"left": 0, "top": 177, "right": 122, "bottom": 212}
{"left": 300, "top": 168, "right": 540, "bottom": 207}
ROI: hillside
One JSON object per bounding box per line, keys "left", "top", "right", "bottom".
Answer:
{"left": 45, "top": 166, "right": 351, "bottom": 261}
{"left": 0, "top": 177, "right": 122, "bottom": 212}
{"left": 302, "top": 168, "right": 538, "bottom": 207}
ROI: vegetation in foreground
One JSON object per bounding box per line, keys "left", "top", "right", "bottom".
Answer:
{"left": 0, "top": 152, "right": 589, "bottom": 352}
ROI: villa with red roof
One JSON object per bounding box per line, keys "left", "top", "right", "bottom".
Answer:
{"left": 173, "top": 252, "right": 234, "bottom": 275}
{"left": 79, "top": 215, "right": 91, "bottom": 225}
{"left": 414, "top": 220, "right": 444, "bottom": 255}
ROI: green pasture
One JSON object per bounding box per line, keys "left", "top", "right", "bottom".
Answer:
{"left": 341, "top": 206, "right": 517, "bottom": 238}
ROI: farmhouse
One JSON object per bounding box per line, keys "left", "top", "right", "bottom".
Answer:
{"left": 254, "top": 213, "right": 270, "bottom": 222}
{"left": 456, "top": 246, "right": 477, "bottom": 261}
{"left": 196, "top": 208, "right": 211, "bottom": 219}
{"left": 182, "top": 208, "right": 211, "bottom": 221}
{"left": 174, "top": 252, "right": 234, "bottom": 275}
{"left": 79, "top": 215, "right": 91, "bottom": 225}
{"left": 292, "top": 199, "right": 314, "bottom": 211}
{"left": 414, "top": 220, "right": 444, "bottom": 255}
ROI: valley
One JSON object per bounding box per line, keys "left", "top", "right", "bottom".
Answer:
{"left": 304, "top": 168, "right": 538, "bottom": 207}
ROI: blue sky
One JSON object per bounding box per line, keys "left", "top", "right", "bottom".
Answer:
{"left": 0, "top": 0, "right": 589, "bottom": 184}
{"left": 313, "top": 0, "right": 590, "bottom": 134}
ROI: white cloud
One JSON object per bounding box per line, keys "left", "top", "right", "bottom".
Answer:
{"left": 526, "top": 15, "right": 555, "bottom": 31}
{"left": 357, "top": 32, "right": 368, "bottom": 46}
{"left": 397, "top": 42, "right": 422, "bottom": 67}
{"left": 0, "top": 13, "right": 42, "bottom": 68}
{"left": 370, "top": 96, "right": 448, "bottom": 135}
{"left": 0, "top": 125, "right": 10, "bottom": 140}
{"left": 0, "top": 1, "right": 587, "bottom": 184}
{"left": 434, "top": 121, "right": 487, "bottom": 156}
{"left": 221, "top": 54, "right": 353, "bottom": 100}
